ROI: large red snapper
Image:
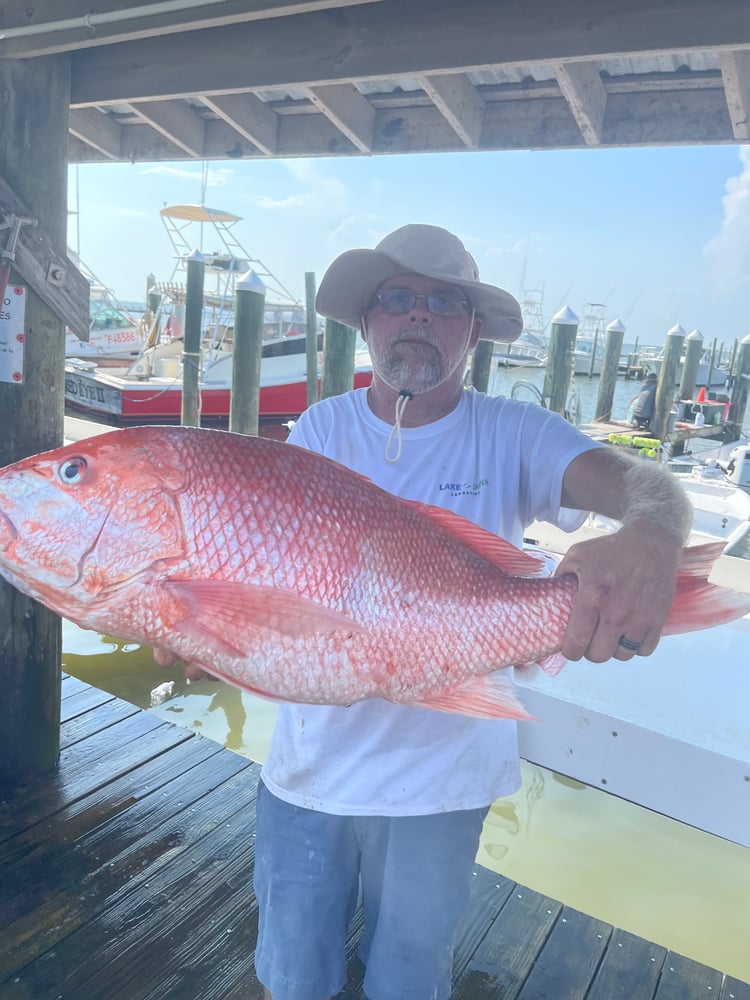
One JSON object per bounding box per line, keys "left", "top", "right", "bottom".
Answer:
{"left": 0, "top": 426, "right": 748, "bottom": 720}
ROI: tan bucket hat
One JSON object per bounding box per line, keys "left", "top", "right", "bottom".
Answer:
{"left": 315, "top": 224, "right": 523, "bottom": 342}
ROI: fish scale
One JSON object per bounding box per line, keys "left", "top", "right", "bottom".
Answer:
{"left": 1, "top": 425, "right": 748, "bottom": 721}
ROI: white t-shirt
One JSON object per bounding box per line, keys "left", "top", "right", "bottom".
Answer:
{"left": 261, "top": 387, "right": 600, "bottom": 816}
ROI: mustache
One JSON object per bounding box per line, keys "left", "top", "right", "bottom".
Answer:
{"left": 390, "top": 327, "right": 441, "bottom": 349}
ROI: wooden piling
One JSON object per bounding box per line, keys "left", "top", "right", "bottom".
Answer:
{"left": 470, "top": 340, "right": 494, "bottom": 393}
{"left": 594, "top": 318, "right": 625, "bottom": 421}
{"left": 652, "top": 324, "right": 685, "bottom": 441}
{"left": 305, "top": 272, "right": 319, "bottom": 408}
{"left": 728, "top": 333, "right": 750, "bottom": 429}
{"left": 181, "top": 252, "right": 205, "bottom": 428}
{"left": 0, "top": 54, "right": 71, "bottom": 782}
{"left": 321, "top": 319, "right": 357, "bottom": 399}
{"left": 229, "top": 271, "right": 266, "bottom": 436}
{"left": 679, "top": 329, "right": 703, "bottom": 402}
{"left": 543, "top": 307, "right": 578, "bottom": 416}
{"left": 705, "top": 336, "right": 717, "bottom": 389}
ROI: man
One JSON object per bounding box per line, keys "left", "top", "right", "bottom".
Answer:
{"left": 253, "top": 225, "right": 691, "bottom": 1000}
{"left": 631, "top": 371, "right": 659, "bottom": 430}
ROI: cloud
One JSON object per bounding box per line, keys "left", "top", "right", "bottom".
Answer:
{"left": 703, "top": 148, "right": 750, "bottom": 287}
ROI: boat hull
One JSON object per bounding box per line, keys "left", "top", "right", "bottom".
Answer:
{"left": 64, "top": 357, "right": 372, "bottom": 426}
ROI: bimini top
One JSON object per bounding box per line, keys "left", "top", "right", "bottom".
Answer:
{"left": 159, "top": 205, "right": 242, "bottom": 224}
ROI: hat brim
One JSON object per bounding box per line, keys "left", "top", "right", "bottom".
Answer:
{"left": 316, "top": 248, "right": 523, "bottom": 343}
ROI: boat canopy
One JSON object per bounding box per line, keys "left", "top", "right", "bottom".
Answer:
{"left": 160, "top": 205, "right": 242, "bottom": 224}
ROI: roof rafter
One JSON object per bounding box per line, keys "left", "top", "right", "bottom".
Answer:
{"left": 553, "top": 61, "right": 607, "bottom": 146}
{"left": 719, "top": 49, "right": 750, "bottom": 140}
{"left": 420, "top": 73, "right": 485, "bottom": 149}
{"left": 131, "top": 100, "right": 207, "bottom": 156}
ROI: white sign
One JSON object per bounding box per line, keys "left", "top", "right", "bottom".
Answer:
{"left": 0, "top": 285, "right": 25, "bottom": 384}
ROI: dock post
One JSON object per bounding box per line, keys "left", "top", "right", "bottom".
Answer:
{"left": 652, "top": 324, "right": 685, "bottom": 441}
{"left": 543, "top": 307, "right": 578, "bottom": 416}
{"left": 705, "top": 336, "right": 718, "bottom": 389}
{"left": 230, "top": 271, "right": 266, "bottom": 436}
{"left": 181, "top": 251, "right": 205, "bottom": 428}
{"left": 679, "top": 329, "right": 703, "bottom": 402}
{"left": 305, "top": 272, "right": 319, "bottom": 408}
{"left": 728, "top": 333, "right": 750, "bottom": 429}
{"left": 321, "top": 319, "right": 357, "bottom": 399}
{"left": 0, "top": 54, "right": 70, "bottom": 781}
{"left": 594, "top": 317, "right": 625, "bottom": 421}
{"left": 470, "top": 340, "right": 494, "bottom": 393}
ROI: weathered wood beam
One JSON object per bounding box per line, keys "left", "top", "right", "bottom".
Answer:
{"left": 553, "top": 61, "right": 607, "bottom": 146}
{"left": 68, "top": 107, "right": 121, "bottom": 159}
{"left": 69, "top": 0, "right": 750, "bottom": 107}
{"left": 201, "top": 93, "right": 278, "bottom": 155}
{"left": 67, "top": 85, "right": 735, "bottom": 164}
{"left": 304, "top": 84, "right": 375, "bottom": 153}
{"left": 719, "top": 50, "right": 750, "bottom": 140}
{"left": 0, "top": 174, "right": 89, "bottom": 338}
{"left": 0, "top": 54, "right": 70, "bottom": 782}
{"left": 131, "top": 100, "right": 206, "bottom": 156}
{"left": 420, "top": 73, "right": 485, "bottom": 149}
{"left": 0, "top": 0, "right": 384, "bottom": 58}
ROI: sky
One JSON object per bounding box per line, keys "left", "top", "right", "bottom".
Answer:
{"left": 68, "top": 143, "right": 750, "bottom": 351}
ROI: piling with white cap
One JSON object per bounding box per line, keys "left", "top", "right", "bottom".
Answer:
{"left": 230, "top": 269, "right": 266, "bottom": 436}
{"left": 544, "top": 306, "right": 578, "bottom": 416}
{"left": 595, "top": 316, "right": 626, "bottom": 422}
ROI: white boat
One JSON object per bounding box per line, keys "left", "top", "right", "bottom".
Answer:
{"left": 65, "top": 325, "right": 373, "bottom": 428}
{"left": 64, "top": 265, "right": 147, "bottom": 366}
{"left": 573, "top": 302, "right": 607, "bottom": 375}
{"left": 64, "top": 203, "right": 376, "bottom": 429}
{"left": 637, "top": 345, "right": 731, "bottom": 387}
{"left": 492, "top": 329, "right": 547, "bottom": 369}
{"left": 520, "top": 454, "right": 750, "bottom": 849}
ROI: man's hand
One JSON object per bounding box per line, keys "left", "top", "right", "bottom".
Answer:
{"left": 555, "top": 521, "right": 682, "bottom": 663}
{"left": 152, "top": 646, "right": 215, "bottom": 682}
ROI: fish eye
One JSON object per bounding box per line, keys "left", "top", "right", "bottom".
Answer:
{"left": 58, "top": 457, "right": 88, "bottom": 484}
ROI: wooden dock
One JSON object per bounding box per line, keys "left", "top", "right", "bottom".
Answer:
{"left": 1, "top": 675, "right": 747, "bottom": 1000}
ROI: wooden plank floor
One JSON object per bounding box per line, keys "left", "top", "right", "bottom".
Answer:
{"left": 1, "top": 676, "right": 747, "bottom": 1000}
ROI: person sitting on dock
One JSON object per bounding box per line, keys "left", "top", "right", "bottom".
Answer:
{"left": 631, "top": 371, "right": 658, "bottom": 430}
{"left": 251, "top": 225, "right": 693, "bottom": 1000}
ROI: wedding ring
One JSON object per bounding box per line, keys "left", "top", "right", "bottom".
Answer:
{"left": 618, "top": 635, "right": 642, "bottom": 652}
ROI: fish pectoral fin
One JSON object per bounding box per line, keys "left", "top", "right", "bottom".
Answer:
{"left": 164, "top": 580, "right": 364, "bottom": 655}
{"left": 409, "top": 672, "right": 537, "bottom": 721}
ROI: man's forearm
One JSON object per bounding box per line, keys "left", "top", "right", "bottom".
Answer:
{"left": 617, "top": 453, "right": 693, "bottom": 545}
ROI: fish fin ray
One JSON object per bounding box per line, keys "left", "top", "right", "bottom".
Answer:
{"left": 401, "top": 500, "right": 545, "bottom": 576}
{"left": 165, "top": 580, "right": 364, "bottom": 655}
{"left": 409, "top": 672, "right": 537, "bottom": 721}
{"left": 515, "top": 652, "right": 568, "bottom": 677}
{"left": 663, "top": 543, "right": 750, "bottom": 635}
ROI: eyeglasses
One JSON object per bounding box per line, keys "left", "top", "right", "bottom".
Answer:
{"left": 369, "top": 287, "right": 472, "bottom": 317}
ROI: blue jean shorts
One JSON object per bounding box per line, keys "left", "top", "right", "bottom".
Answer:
{"left": 253, "top": 781, "right": 488, "bottom": 1000}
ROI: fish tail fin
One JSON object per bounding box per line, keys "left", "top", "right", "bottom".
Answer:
{"left": 663, "top": 542, "right": 750, "bottom": 636}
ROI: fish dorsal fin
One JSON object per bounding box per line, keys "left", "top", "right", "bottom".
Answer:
{"left": 402, "top": 500, "right": 544, "bottom": 577}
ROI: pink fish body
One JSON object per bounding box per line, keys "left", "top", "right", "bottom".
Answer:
{"left": 0, "top": 426, "right": 747, "bottom": 720}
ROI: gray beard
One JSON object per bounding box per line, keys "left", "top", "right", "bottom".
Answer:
{"left": 376, "top": 328, "right": 445, "bottom": 393}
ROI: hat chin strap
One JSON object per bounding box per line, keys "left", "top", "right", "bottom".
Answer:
{"left": 364, "top": 309, "right": 476, "bottom": 463}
